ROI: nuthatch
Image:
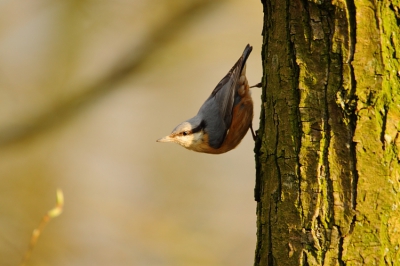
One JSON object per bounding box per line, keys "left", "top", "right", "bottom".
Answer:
{"left": 157, "top": 44, "right": 259, "bottom": 154}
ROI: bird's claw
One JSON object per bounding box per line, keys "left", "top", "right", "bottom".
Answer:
{"left": 250, "top": 124, "right": 258, "bottom": 141}
{"left": 250, "top": 82, "right": 262, "bottom": 88}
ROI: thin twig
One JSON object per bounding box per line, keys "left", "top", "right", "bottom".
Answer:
{"left": 20, "top": 189, "right": 64, "bottom": 266}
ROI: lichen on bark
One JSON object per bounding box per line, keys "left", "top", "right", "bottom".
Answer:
{"left": 255, "top": 0, "right": 400, "bottom": 265}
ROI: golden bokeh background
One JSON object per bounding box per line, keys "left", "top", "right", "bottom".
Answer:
{"left": 0, "top": 0, "right": 263, "bottom": 265}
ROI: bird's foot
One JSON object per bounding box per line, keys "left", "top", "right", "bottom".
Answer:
{"left": 250, "top": 124, "right": 258, "bottom": 141}
{"left": 250, "top": 82, "right": 262, "bottom": 88}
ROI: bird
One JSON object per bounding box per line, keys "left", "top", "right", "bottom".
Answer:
{"left": 157, "top": 44, "right": 259, "bottom": 154}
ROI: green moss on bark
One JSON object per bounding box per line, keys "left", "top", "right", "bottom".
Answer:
{"left": 255, "top": 0, "right": 400, "bottom": 265}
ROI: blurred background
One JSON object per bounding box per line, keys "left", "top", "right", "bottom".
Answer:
{"left": 0, "top": 0, "right": 263, "bottom": 265}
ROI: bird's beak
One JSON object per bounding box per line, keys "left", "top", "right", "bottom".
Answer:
{"left": 156, "top": 135, "right": 174, "bottom": 143}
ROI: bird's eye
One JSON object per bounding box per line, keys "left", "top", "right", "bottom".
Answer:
{"left": 182, "top": 131, "right": 189, "bottom": 136}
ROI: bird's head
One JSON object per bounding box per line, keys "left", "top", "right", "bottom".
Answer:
{"left": 157, "top": 117, "right": 206, "bottom": 150}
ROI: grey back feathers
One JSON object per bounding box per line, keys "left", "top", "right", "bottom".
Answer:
{"left": 193, "top": 44, "right": 253, "bottom": 149}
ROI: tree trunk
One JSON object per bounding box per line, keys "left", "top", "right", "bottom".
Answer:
{"left": 254, "top": 0, "right": 400, "bottom": 265}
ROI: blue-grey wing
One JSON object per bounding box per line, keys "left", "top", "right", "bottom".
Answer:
{"left": 198, "top": 44, "right": 253, "bottom": 149}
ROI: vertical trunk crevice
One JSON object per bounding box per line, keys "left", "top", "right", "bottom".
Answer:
{"left": 255, "top": 0, "right": 399, "bottom": 265}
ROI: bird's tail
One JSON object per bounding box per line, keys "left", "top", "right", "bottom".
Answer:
{"left": 240, "top": 44, "right": 252, "bottom": 74}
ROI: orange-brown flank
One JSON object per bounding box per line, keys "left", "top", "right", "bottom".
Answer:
{"left": 191, "top": 82, "right": 253, "bottom": 154}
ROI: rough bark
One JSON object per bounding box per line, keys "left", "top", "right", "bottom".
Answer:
{"left": 254, "top": 0, "right": 400, "bottom": 265}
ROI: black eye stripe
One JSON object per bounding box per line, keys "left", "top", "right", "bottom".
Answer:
{"left": 179, "top": 121, "right": 205, "bottom": 136}
{"left": 181, "top": 131, "right": 190, "bottom": 136}
{"left": 191, "top": 120, "right": 205, "bottom": 133}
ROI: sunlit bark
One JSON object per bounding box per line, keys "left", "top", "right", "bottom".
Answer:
{"left": 255, "top": 0, "right": 400, "bottom": 264}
